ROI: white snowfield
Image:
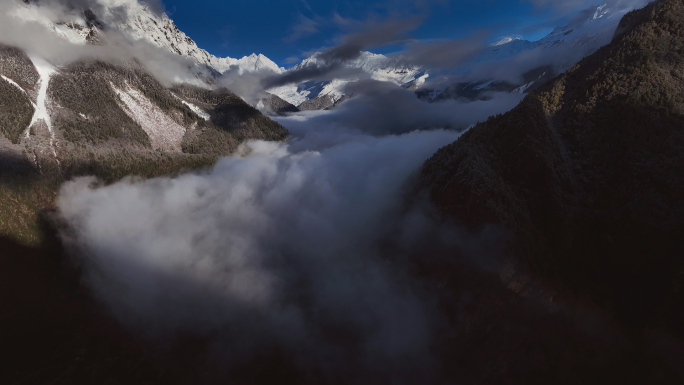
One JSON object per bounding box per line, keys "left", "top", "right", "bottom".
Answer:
{"left": 111, "top": 82, "right": 187, "bottom": 152}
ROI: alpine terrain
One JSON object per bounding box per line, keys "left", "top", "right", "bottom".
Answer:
{"left": 2, "top": 0, "right": 683, "bottom": 384}
{"left": 422, "top": 0, "right": 684, "bottom": 377}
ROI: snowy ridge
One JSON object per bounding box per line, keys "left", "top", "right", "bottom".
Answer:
{"left": 270, "top": 51, "right": 424, "bottom": 106}
{"left": 10, "top": 0, "right": 283, "bottom": 76}
{"left": 533, "top": 1, "right": 644, "bottom": 51}
{"left": 8, "top": 0, "right": 651, "bottom": 110}
{"left": 291, "top": 51, "right": 421, "bottom": 85}
{"left": 272, "top": 1, "right": 643, "bottom": 106}
{"left": 216, "top": 53, "right": 284, "bottom": 75}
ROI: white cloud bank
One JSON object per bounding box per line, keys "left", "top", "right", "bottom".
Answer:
{"left": 58, "top": 108, "right": 487, "bottom": 380}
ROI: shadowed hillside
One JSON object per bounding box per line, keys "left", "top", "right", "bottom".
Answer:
{"left": 172, "top": 85, "right": 289, "bottom": 154}
{"left": 422, "top": 0, "right": 684, "bottom": 336}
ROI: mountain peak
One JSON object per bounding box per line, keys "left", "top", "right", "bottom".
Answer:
{"left": 492, "top": 37, "right": 521, "bottom": 46}
{"left": 10, "top": 0, "right": 282, "bottom": 78}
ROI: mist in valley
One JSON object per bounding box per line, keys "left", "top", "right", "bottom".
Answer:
{"left": 3, "top": 0, "right": 676, "bottom": 382}
{"left": 57, "top": 90, "right": 516, "bottom": 381}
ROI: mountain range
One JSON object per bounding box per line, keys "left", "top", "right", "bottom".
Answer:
{"left": 1, "top": 0, "right": 291, "bottom": 182}
{"left": 3, "top": 0, "right": 684, "bottom": 383}
{"left": 9, "top": 0, "right": 650, "bottom": 113}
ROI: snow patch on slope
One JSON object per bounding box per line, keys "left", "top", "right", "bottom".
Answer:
{"left": 492, "top": 37, "right": 521, "bottom": 46}
{"left": 173, "top": 94, "right": 210, "bottom": 121}
{"left": 30, "top": 56, "right": 55, "bottom": 131}
{"left": 512, "top": 81, "right": 535, "bottom": 94}
{"left": 112, "top": 82, "right": 186, "bottom": 152}
{"left": 28, "top": 55, "right": 61, "bottom": 168}
{"left": 473, "top": 79, "right": 495, "bottom": 90}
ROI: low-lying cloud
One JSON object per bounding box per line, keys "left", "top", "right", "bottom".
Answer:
{"left": 28, "top": 0, "right": 657, "bottom": 381}
{"left": 58, "top": 118, "right": 491, "bottom": 380}
{"left": 283, "top": 80, "right": 522, "bottom": 136}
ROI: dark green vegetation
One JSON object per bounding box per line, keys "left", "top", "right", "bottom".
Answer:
{"left": 172, "top": 85, "right": 289, "bottom": 155}
{"left": 298, "top": 94, "right": 350, "bottom": 111}
{"left": 0, "top": 44, "right": 40, "bottom": 89}
{"left": 49, "top": 60, "right": 288, "bottom": 152}
{"left": 0, "top": 55, "right": 287, "bottom": 245}
{"left": 50, "top": 61, "right": 155, "bottom": 146}
{"left": 0, "top": 77, "right": 35, "bottom": 143}
{"left": 260, "top": 93, "right": 300, "bottom": 116}
{"left": 422, "top": 0, "right": 684, "bottom": 374}
{"left": 0, "top": 143, "right": 57, "bottom": 245}
{"left": 0, "top": 45, "right": 37, "bottom": 143}
{"left": 49, "top": 60, "right": 222, "bottom": 147}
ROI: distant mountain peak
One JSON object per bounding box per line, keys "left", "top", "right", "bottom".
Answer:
{"left": 492, "top": 37, "right": 521, "bottom": 46}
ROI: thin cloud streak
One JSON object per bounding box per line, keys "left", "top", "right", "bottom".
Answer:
{"left": 284, "top": 13, "right": 321, "bottom": 43}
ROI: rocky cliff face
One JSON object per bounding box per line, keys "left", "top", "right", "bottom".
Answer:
{"left": 422, "top": 0, "right": 684, "bottom": 333}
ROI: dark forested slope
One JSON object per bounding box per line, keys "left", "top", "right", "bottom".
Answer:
{"left": 422, "top": 0, "right": 684, "bottom": 332}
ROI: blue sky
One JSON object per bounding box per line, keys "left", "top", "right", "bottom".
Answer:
{"left": 161, "top": 0, "right": 597, "bottom": 67}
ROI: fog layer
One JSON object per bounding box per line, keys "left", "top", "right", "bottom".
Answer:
{"left": 46, "top": 0, "right": 654, "bottom": 381}
{"left": 58, "top": 108, "right": 479, "bottom": 380}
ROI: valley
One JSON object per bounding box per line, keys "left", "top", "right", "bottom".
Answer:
{"left": 1, "top": 0, "right": 683, "bottom": 384}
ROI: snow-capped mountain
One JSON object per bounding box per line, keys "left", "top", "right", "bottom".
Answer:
{"left": 11, "top": 0, "right": 284, "bottom": 76}
{"left": 417, "top": 0, "right": 650, "bottom": 101}
{"left": 8, "top": 0, "right": 649, "bottom": 112}
{"left": 269, "top": 1, "right": 649, "bottom": 107}
{"left": 0, "top": 41, "right": 288, "bottom": 178}
{"left": 269, "top": 51, "right": 425, "bottom": 107}
{"left": 0, "top": 0, "right": 290, "bottom": 178}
